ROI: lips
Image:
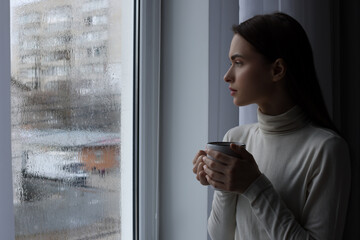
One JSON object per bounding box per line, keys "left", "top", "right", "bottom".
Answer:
{"left": 229, "top": 87, "right": 237, "bottom": 95}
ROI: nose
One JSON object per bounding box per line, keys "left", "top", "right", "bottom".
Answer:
{"left": 223, "top": 66, "right": 233, "bottom": 83}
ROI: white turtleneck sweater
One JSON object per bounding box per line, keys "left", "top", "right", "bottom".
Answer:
{"left": 208, "top": 106, "right": 350, "bottom": 240}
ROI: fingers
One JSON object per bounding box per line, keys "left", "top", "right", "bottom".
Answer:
{"left": 193, "top": 150, "right": 210, "bottom": 186}
{"left": 192, "top": 155, "right": 201, "bottom": 174}
{"left": 196, "top": 161, "right": 205, "bottom": 179}
{"left": 196, "top": 162, "right": 209, "bottom": 185}
{"left": 201, "top": 144, "right": 261, "bottom": 193}
{"left": 198, "top": 170, "right": 209, "bottom": 185}
{"left": 230, "top": 143, "right": 253, "bottom": 161}
{"left": 205, "top": 174, "right": 225, "bottom": 190}
{"left": 202, "top": 156, "right": 226, "bottom": 174}
{"left": 192, "top": 150, "right": 206, "bottom": 174}
{"left": 192, "top": 150, "right": 206, "bottom": 164}
{"left": 229, "top": 143, "right": 245, "bottom": 153}
{"left": 203, "top": 165, "right": 225, "bottom": 183}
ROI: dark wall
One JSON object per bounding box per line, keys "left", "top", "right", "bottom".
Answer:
{"left": 333, "top": 0, "right": 360, "bottom": 238}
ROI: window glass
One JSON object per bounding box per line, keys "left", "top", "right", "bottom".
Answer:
{"left": 10, "top": 0, "right": 132, "bottom": 239}
{"left": 82, "top": 0, "right": 109, "bottom": 12}
{"left": 47, "top": 6, "right": 72, "bottom": 24}
{"left": 85, "top": 15, "right": 108, "bottom": 26}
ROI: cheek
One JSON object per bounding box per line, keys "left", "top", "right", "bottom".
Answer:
{"left": 234, "top": 68, "right": 273, "bottom": 100}
{"left": 235, "top": 69, "right": 268, "bottom": 91}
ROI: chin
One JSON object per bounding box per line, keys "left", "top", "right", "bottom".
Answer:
{"left": 233, "top": 98, "right": 252, "bottom": 107}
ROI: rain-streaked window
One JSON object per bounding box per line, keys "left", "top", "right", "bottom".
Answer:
{"left": 10, "top": 0, "right": 133, "bottom": 239}
{"left": 82, "top": 0, "right": 109, "bottom": 12}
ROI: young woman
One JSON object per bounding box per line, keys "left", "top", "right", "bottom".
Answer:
{"left": 193, "top": 12, "right": 350, "bottom": 240}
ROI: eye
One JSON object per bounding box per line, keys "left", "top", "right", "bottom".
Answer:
{"left": 228, "top": 59, "right": 243, "bottom": 67}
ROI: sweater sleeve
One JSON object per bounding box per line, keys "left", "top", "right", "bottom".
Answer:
{"left": 242, "top": 136, "right": 351, "bottom": 240}
{"left": 208, "top": 190, "right": 238, "bottom": 240}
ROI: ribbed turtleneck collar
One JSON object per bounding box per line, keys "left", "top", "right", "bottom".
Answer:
{"left": 257, "top": 106, "right": 310, "bottom": 134}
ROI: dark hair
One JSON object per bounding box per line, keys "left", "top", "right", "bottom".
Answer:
{"left": 233, "top": 12, "right": 338, "bottom": 133}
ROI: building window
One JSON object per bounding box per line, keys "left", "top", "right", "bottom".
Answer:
{"left": 86, "top": 46, "right": 107, "bottom": 57}
{"left": 82, "top": 31, "right": 108, "bottom": 42}
{"left": 95, "top": 150, "right": 104, "bottom": 163}
{"left": 82, "top": 0, "right": 109, "bottom": 12}
{"left": 19, "top": 12, "right": 41, "bottom": 25}
{"left": 84, "top": 15, "right": 108, "bottom": 26}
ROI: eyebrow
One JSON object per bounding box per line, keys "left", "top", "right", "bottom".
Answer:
{"left": 230, "top": 54, "right": 245, "bottom": 60}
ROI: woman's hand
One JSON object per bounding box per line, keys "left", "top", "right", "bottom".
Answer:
{"left": 203, "top": 143, "right": 261, "bottom": 193}
{"left": 192, "top": 150, "right": 209, "bottom": 185}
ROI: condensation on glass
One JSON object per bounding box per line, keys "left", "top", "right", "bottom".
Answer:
{"left": 10, "top": 0, "right": 125, "bottom": 239}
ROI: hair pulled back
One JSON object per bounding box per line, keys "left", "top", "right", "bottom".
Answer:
{"left": 233, "top": 12, "right": 338, "bottom": 133}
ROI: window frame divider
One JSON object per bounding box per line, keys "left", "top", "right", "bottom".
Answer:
{"left": 137, "top": 0, "right": 161, "bottom": 239}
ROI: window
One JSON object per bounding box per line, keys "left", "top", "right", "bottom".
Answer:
{"left": 47, "top": 6, "right": 72, "bottom": 24}
{"left": 10, "top": 0, "right": 133, "bottom": 239}
{"left": 21, "top": 54, "right": 37, "bottom": 64}
{"left": 86, "top": 46, "right": 107, "bottom": 57}
{"left": 82, "top": 31, "right": 108, "bottom": 42}
{"left": 85, "top": 15, "right": 108, "bottom": 26}
{"left": 22, "top": 25, "right": 41, "bottom": 36}
{"left": 82, "top": 0, "right": 109, "bottom": 12}
{"left": 3, "top": 0, "right": 160, "bottom": 239}
{"left": 44, "top": 50, "right": 71, "bottom": 62}
{"left": 20, "top": 37, "right": 39, "bottom": 50}
{"left": 44, "top": 35, "right": 72, "bottom": 47}
{"left": 19, "top": 12, "right": 41, "bottom": 25}
{"left": 95, "top": 150, "right": 104, "bottom": 163}
{"left": 42, "top": 65, "right": 70, "bottom": 76}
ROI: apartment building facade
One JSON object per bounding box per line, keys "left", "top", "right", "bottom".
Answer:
{"left": 11, "top": 0, "right": 122, "bottom": 131}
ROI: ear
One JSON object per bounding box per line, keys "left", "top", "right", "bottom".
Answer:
{"left": 271, "top": 58, "right": 286, "bottom": 82}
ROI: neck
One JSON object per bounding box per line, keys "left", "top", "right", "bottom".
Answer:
{"left": 257, "top": 86, "right": 295, "bottom": 115}
{"left": 258, "top": 102, "right": 295, "bottom": 116}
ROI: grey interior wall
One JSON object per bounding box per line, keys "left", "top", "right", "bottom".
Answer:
{"left": 335, "top": 0, "right": 360, "bottom": 238}
{"left": 0, "top": 0, "right": 15, "bottom": 238}
{"left": 208, "top": 0, "right": 240, "bottom": 143}
{"left": 160, "top": 1, "right": 209, "bottom": 239}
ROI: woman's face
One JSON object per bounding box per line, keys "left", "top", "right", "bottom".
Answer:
{"left": 224, "top": 34, "right": 275, "bottom": 107}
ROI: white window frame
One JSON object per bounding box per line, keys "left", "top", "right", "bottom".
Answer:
{"left": 0, "top": 0, "right": 161, "bottom": 239}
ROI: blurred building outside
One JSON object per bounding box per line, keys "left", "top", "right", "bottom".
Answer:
{"left": 10, "top": 0, "right": 124, "bottom": 238}
{"left": 11, "top": 0, "right": 122, "bottom": 132}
